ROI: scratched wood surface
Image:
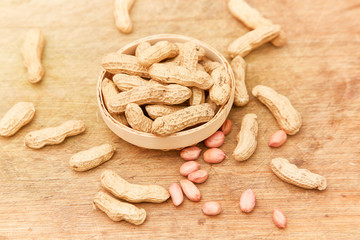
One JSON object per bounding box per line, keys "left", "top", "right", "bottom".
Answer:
{"left": 0, "top": 0, "right": 359, "bottom": 239}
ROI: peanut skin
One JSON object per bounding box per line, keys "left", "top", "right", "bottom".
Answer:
{"left": 180, "top": 180, "right": 201, "bottom": 202}
{"left": 239, "top": 189, "right": 256, "bottom": 213}
{"left": 101, "top": 170, "right": 170, "bottom": 203}
{"left": 187, "top": 170, "right": 208, "bottom": 184}
{"left": 204, "top": 131, "right": 225, "bottom": 148}
{"left": 268, "top": 130, "right": 287, "bottom": 147}
{"left": 203, "top": 148, "right": 226, "bottom": 164}
{"left": 273, "top": 208, "right": 287, "bottom": 229}
{"left": 0, "top": 102, "right": 35, "bottom": 137}
{"left": 113, "top": 0, "right": 135, "bottom": 33}
{"left": 22, "top": 29, "right": 45, "bottom": 83}
{"left": 233, "top": 114, "right": 258, "bottom": 161}
{"left": 180, "top": 146, "right": 202, "bottom": 161}
{"left": 24, "top": 120, "right": 86, "bottom": 149}
{"left": 169, "top": 183, "right": 184, "bottom": 207}
{"left": 69, "top": 144, "right": 115, "bottom": 172}
{"left": 202, "top": 202, "right": 222, "bottom": 216}
{"left": 179, "top": 161, "right": 200, "bottom": 176}
{"left": 93, "top": 191, "right": 146, "bottom": 225}
{"left": 221, "top": 119, "right": 232, "bottom": 135}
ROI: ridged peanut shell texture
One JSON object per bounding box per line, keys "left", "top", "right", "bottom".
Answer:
{"left": 125, "top": 103, "right": 153, "bottom": 133}
{"left": 149, "top": 63, "right": 213, "bottom": 90}
{"left": 233, "top": 114, "right": 258, "bottom": 161}
{"left": 93, "top": 191, "right": 146, "bottom": 225}
{"left": 0, "top": 102, "right": 35, "bottom": 137}
{"left": 102, "top": 53, "right": 150, "bottom": 78}
{"left": 227, "top": 0, "right": 287, "bottom": 47}
{"left": 138, "top": 41, "right": 179, "bottom": 67}
{"left": 101, "top": 170, "right": 170, "bottom": 203}
{"left": 108, "top": 84, "right": 191, "bottom": 113}
{"left": 151, "top": 103, "right": 215, "bottom": 136}
{"left": 22, "top": 28, "right": 45, "bottom": 83}
{"left": 270, "top": 158, "right": 327, "bottom": 190}
{"left": 69, "top": 144, "right": 115, "bottom": 172}
{"left": 252, "top": 85, "right": 302, "bottom": 135}
{"left": 113, "top": 0, "right": 135, "bottom": 33}
{"left": 228, "top": 25, "right": 281, "bottom": 58}
{"left": 24, "top": 120, "right": 86, "bottom": 149}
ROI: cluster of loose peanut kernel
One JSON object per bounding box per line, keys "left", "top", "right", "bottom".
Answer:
{"left": 167, "top": 119, "right": 231, "bottom": 215}
{"left": 101, "top": 40, "right": 232, "bottom": 136}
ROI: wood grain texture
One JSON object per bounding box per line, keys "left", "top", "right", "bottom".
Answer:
{"left": 0, "top": 0, "right": 359, "bottom": 239}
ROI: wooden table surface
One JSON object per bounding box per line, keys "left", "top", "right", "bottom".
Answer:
{"left": 0, "top": 0, "right": 359, "bottom": 239}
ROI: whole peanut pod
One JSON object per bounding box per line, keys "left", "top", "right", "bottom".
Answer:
{"left": 179, "top": 41, "right": 201, "bottom": 72}
{"left": 145, "top": 104, "right": 186, "bottom": 120}
{"left": 270, "top": 158, "right": 327, "bottom": 190}
{"left": 125, "top": 103, "right": 153, "bottom": 133}
{"left": 199, "top": 57, "right": 222, "bottom": 74}
{"left": 202, "top": 202, "right": 222, "bottom": 216}
{"left": 108, "top": 84, "right": 191, "bottom": 113}
{"left": 231, "top": 56, "right": 249, "bottom": 107}
{"left": 24, "top": 120, "right": 86, "bottom": 149}
{"left": 149, "top": 63, "right": 214, "bottom": 90}
{"left": 101, "top": 170, "right": 170, "bottom": 203}
{"left": 189, "top": 87, "right": 205, "bottom": 106}
{"left": 69, "top": 144, "right": 115, "bottom": 172}
{"left": 22, "top": 29, "right": 45, "bottom": 83}
{"left": 227, "top": 0, "right": 287, "bottom": 47}
{"left": 151, "top": 103, "right": 215, "bottom": 136}
{"left": 170, "top": 42, "right": 206, "bottom": 66}
{"left": 135, "top": 41, "right": 151, "bottom": 57}
{"left": 179, "top": 161, "right": 200, "bottom": 176}
{"left": 93, "top": 191, "right": 146, "bottom": 225}
{"left": 102, "top": 53, "right": 150, "bottom": 78}
{"left": 138, "top": 41, "right": 179, "bottom": 67}
{"left": 209, "top": 67, "right": 231, "bottom": 105}
{"left": 180, "top": 146, "right": 202, "bottom": 161}
{"left": 113, "top": 73, "right": 150, "bottom": 91}
{"left": 252, "top": 85, "right": 302, "bottom": 135}
{"left": 101, "top": 78, "right": 128, "bottom": 126}
{"left": 233, "top": 114, "right": 258, "bottom": 161}
{"left": 228, "top": 25, "right": 281, "bottom": 58}
{"left": 169, "top": 183, "right": 184, "bottom": 207}
{"left": 113, "top": 0, "right": 135, "bottom": 33}
{"left": 0, "top": 102, "right": 35, "bottom": 137}
{"left": 180, "top": 180, "right": 201, "bottom": 202}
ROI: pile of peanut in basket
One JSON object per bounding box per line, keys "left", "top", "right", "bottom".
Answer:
{"left": 101, "top": 40, "right": 232, "bottom": 136}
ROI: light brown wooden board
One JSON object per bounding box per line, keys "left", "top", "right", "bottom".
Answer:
{"left": 0, "top": 0, "right": 359, "bottom": 239}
